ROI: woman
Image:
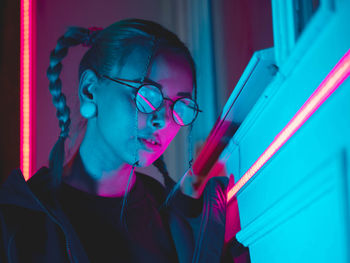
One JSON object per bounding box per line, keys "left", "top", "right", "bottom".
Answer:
{"left": 0, "top": 19, "right": 229, "bottom": 262}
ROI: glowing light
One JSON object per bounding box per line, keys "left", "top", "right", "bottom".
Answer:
{"left": 227, "top": 49, "right": 350, "bottom": 202}
{"left": 137, "top": 93, "right": 156, "bottom": 111}
{"left": 20, "top": 0, "right": 35, "bottom": 180}
{"left": 173, "top": 110, "right": 184, "bottom": 126}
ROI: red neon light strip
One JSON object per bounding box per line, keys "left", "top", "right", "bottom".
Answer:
{"left": 173, "top": 111, "right": 184, "bottom": 126}
{"left": 227, "top": 49, "right": 350, "bottom": 202}
{"left": 138, "top": 93, "right": 156, "bottom": 111}
{"left": 20, "top": 0, "right": 35, "bottom": 180}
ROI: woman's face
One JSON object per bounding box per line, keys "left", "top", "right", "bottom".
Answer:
{"left": 93, "top": 46, "right": 194, "bottom": 167}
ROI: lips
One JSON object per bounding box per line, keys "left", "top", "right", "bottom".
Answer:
{"left": 138, "top": 135, "right": 162, "bottom": 151}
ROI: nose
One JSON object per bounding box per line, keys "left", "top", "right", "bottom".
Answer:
{"left": 150, "top": 104, "right": 168, "bottom": 129}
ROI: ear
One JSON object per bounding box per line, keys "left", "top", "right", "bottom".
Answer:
{"left": 79, "top": 70, "right": 100, "bottom": 119}
{"left": 78, "top": 69, "right": 99, "bottom": 103}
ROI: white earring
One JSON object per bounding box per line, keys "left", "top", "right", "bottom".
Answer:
{"left": 80, "top": 102, "right": 97, "bottom": 119}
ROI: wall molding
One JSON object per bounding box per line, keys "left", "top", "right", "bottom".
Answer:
{"left": 236, "top": 151, "right": 345, "bottom": 246}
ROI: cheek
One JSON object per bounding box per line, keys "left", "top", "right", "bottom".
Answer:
{"left": 162, "top": 124, "right": 180, "bottom": 145}
{"left": 98, "top": 92, "right": 137, "bottom": 141}
{"left": 137, "top": 113, "right": 148, "bottom": 129}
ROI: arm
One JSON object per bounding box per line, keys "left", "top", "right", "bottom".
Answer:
{"left": 169, "top": 175, "right": 229, "bottom": 263}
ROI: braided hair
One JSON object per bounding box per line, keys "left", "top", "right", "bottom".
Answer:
{"left": 47, "top": 19, "right": 197, "bottom": 198}
{"left": 47, "top": 27, "right": 98, "bottom": 188}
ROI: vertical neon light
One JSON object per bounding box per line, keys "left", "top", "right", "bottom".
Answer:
{"left": 20, "top": 0, "right": 36, "bottom": 180}
{"left": 227, "top": 49, "right": 350, "bottom": 202}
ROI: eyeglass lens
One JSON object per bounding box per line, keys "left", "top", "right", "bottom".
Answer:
{"left": 135, "top": 84, "right": 163, "bottom": 113}
{"left": 172, "top": 98, "right": 198, "bottom": 126}
{"left": 135, "top": 85, "right": 198, "bottom": 126}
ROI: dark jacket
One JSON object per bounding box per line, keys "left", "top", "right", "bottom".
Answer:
{"left": 0, "top": 167, "right": 228, "bottom": 263}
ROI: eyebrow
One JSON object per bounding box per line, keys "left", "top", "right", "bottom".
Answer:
{"left": 131, "top": 77, "right": 192, "bottom": 97}
{"left": 177, "top": 92, "right": 192, "bottom": 97}
{"left": 145, "top": 78, "right": 193, "bottom": 97}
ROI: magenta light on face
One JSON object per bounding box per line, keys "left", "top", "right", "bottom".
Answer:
{"left": 20, "top": 0, "right": 36, "bottom": 180}
{"left": 227, "top": 49, "right": 350, "bottom": 202}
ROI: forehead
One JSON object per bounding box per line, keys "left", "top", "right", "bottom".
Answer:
{"left": 113, "top": 46, "right": 151, "bottom": 79}
{"left": 147, "top": 51, "right": 193, "bottom": 98}
{"left": 114, "top": 47, "right": 194, "bottom": 98}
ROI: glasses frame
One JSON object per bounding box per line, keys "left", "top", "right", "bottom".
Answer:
{"left": 101, "top": 74, "right": 202, "bottom": 126}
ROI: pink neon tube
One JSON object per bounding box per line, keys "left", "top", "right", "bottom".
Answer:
{"left": 227, "top": 49, "right": 350, "bottom": 202}
{"left": 20, "top": 0, "right": 36, "bottom": 180}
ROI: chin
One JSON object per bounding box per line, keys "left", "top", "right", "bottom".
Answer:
{"left": 125, "top": 149, "right": 163, "bottom": 168}
{"left": 139, "top": 151, "right": 162, "bottom": 167}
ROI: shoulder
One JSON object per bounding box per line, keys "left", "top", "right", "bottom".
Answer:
{"left": 0, "top": 167, "right": 54, "bottom": 213}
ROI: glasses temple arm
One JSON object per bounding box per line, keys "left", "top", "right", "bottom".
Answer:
{"left": 102, "top": 75, "right": 139, "bottom": 90}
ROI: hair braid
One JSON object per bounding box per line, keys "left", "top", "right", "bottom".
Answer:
{"left": 47, "top": 27, "right": 95, "bottom": 189}
{"left": 153, "top": 155, "right": 174, "bottom": 189}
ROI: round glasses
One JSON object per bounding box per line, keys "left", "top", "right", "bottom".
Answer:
{"left": 102, "top": 75, "right": 202, "bottom": 126}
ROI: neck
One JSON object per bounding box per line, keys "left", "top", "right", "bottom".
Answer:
{"left": 63, "top": 124, "right": 136, "bottom": 197}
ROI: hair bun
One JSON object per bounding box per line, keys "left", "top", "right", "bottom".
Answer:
{"left": 82, "top": 27, "right": 104, "bottom": 47}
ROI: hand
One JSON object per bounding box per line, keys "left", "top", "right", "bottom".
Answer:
{"left": 179, "top": 167, "right": 208, "bottom": 199}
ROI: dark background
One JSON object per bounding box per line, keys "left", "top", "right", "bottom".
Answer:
{"left": 0, "top": 0, "right": 273, "bottom": 183}
{"left": 0, "top": 0, "right": 20, "bottom": 183}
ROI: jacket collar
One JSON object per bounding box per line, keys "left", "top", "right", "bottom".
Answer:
{"left": 0, "top": 167, "right": 54, "bottom": 212}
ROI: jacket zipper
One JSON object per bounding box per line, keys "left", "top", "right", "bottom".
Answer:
{"left": 7, "top": 232, "right": 16, "bottom": 263}
{"left": 7, "top": 212, "right": 74, "bottom": 263}
{"left": 192, "top": 190, "right": 209, "bottom": 263}
{"left": 27, "top": 193, "right": 75, "bottom": 263}
{"left": 45, "top": 210, "right": 74, "bottom": 263}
